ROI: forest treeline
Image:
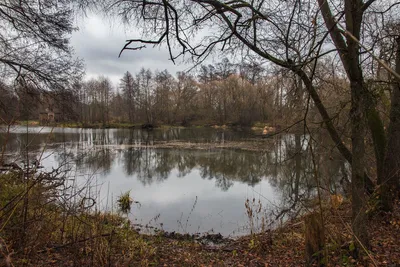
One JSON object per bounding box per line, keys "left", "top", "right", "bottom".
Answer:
{"left": 0, "top": 58, "right": 347, "bottom": 128}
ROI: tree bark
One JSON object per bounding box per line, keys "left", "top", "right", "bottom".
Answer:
{"left": 304, "top": 212, "right": 325, "bottom": 266}
{"left": 367, "top": 107, "right": 386, "bottom": 186}
{"left": 318, "top": 0, "right": 387, "bottom": 194}
{"left": 345, "top": 0, "right": 369, "bottom": 248}
{"left": 295, "top": 69, "right": 374, "bottom": 193}
{"left": 381, "top": 37, "right": 400, "bottom": 211}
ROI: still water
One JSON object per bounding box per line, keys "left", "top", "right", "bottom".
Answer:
{"left": 0, "top": 126, "right": 347, "bottom": 236}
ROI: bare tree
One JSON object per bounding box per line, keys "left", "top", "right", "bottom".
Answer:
{"left": 85, "top": 0, "right": 400, "bottom": 248}
{"left": 120, "top": 71, "right": 137, "bottom": 123}
{"left": 154, "top": 70, "right": 174, "bottom": 123}
{"left": 0, "top": 0, "right": 84, "bottom": 90}
{"left": 173, "top": 72, "right": 198, "bottom": 125}
{"left": 134, "top": 68, "right": 154, "bottom": 124}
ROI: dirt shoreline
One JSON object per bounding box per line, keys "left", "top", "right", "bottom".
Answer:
{"left": 132, "top": 201, "right": 400, "bottom": 266}
{"left": 30, "top": 201, "right": 400, "bottom": 266}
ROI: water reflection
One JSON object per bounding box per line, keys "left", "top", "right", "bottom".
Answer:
{"left": 0, "top": 126, "right": 347, "bottom": 235}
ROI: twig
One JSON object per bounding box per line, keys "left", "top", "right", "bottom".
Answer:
{"left": 37, "top": 233, "right": 112, "bottom": 253}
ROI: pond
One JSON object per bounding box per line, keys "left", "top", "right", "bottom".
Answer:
{"left": 0, "top": 126, "right": 347, "bottom": 236}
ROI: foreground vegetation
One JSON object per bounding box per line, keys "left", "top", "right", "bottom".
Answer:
{"left": 1, "top": 169, "right": 399, "bottom": 266}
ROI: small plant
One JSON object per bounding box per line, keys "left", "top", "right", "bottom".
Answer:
{"left": 117, "top": 191, "right": 133, "bottom": 214}
{"left": 245, "top": 198, "right": 264, "bottom": 234}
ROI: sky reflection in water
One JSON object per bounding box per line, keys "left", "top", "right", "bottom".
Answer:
{"left": 0, "top": 126, "right": 346, "bottom": 236}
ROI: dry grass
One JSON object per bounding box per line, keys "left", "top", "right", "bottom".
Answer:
{"left": 1, "top": 170, "right": 399, "bottom": 266}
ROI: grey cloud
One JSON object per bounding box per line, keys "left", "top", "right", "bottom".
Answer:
{"left": 71, "top": 15, "right": 188, "bottom": 86}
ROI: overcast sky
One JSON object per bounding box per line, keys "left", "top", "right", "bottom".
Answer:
{"left": 71, "top": 14, "right": 188, "bottom": 87}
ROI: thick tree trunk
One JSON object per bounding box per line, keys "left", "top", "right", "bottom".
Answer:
{"left": 381, "top": 37, "right": 400, "bottom": 211}
{"left": 294, "top": 132, "right": 301, "bottom": 203}
{"left": 350, "top": 81, "right": 369, "bottom": 249}
{"left": 318, "top": 0, "right": 380, "bottom": 196}
{"left": 296, "top": 69, "right": 374, "bottom": 193}
{"left": 345, "top": 0, "right": 369, "bottom": 248}
{"left": 304, "top": 212, "right": 325, "bottom": 266}
{"left": 367, "top": 107, "right": 386, "bottom": 186}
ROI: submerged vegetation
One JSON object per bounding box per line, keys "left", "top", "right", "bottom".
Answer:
{"left": 117, "top": 191, "right": 133, "bottom": 214}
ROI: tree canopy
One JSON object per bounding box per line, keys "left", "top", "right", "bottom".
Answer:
{"left": 0, "top": 0, "right": 83, "bottom": 89}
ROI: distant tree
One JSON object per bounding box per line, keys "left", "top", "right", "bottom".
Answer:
{"left": 54, "top": 88, "right": 81, "bottom": 122}
{"left": 154, "top": 70, "right": 174, "bottom": 124}
{"left": 110, "top": 89, "right": 125, "bottom": 122}
{"left": 198, "top": 64, "right": 218, "bottom": 83}
{"left": 120, "top": 71, "right": 137, "bottom": 123}
{"left": 98, "top": 77, "right": 112, "bottom": 125}
{"left": 15, "top": 83, "right": 41, "bottom": 122}
{"left": 215, "top": 58, "right": 235, "bottom": 80}
{"left": 239, "top": 62, "right": 264, "bottom": 85}
{"left": 136, "top": 68, "right": 154, "bottom": 124}
{"left": 0, "top": 82, "right": 19, "bottom": 123}
{"left": 173, "top": 72, "right": 198, "bottom": 125}
{"left": 82, "top": 77, "right": 112, "bottom": 124}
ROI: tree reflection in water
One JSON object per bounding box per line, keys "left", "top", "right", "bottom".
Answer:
{"left": 1, "top": 127, "right": 348, "bottom": 233}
